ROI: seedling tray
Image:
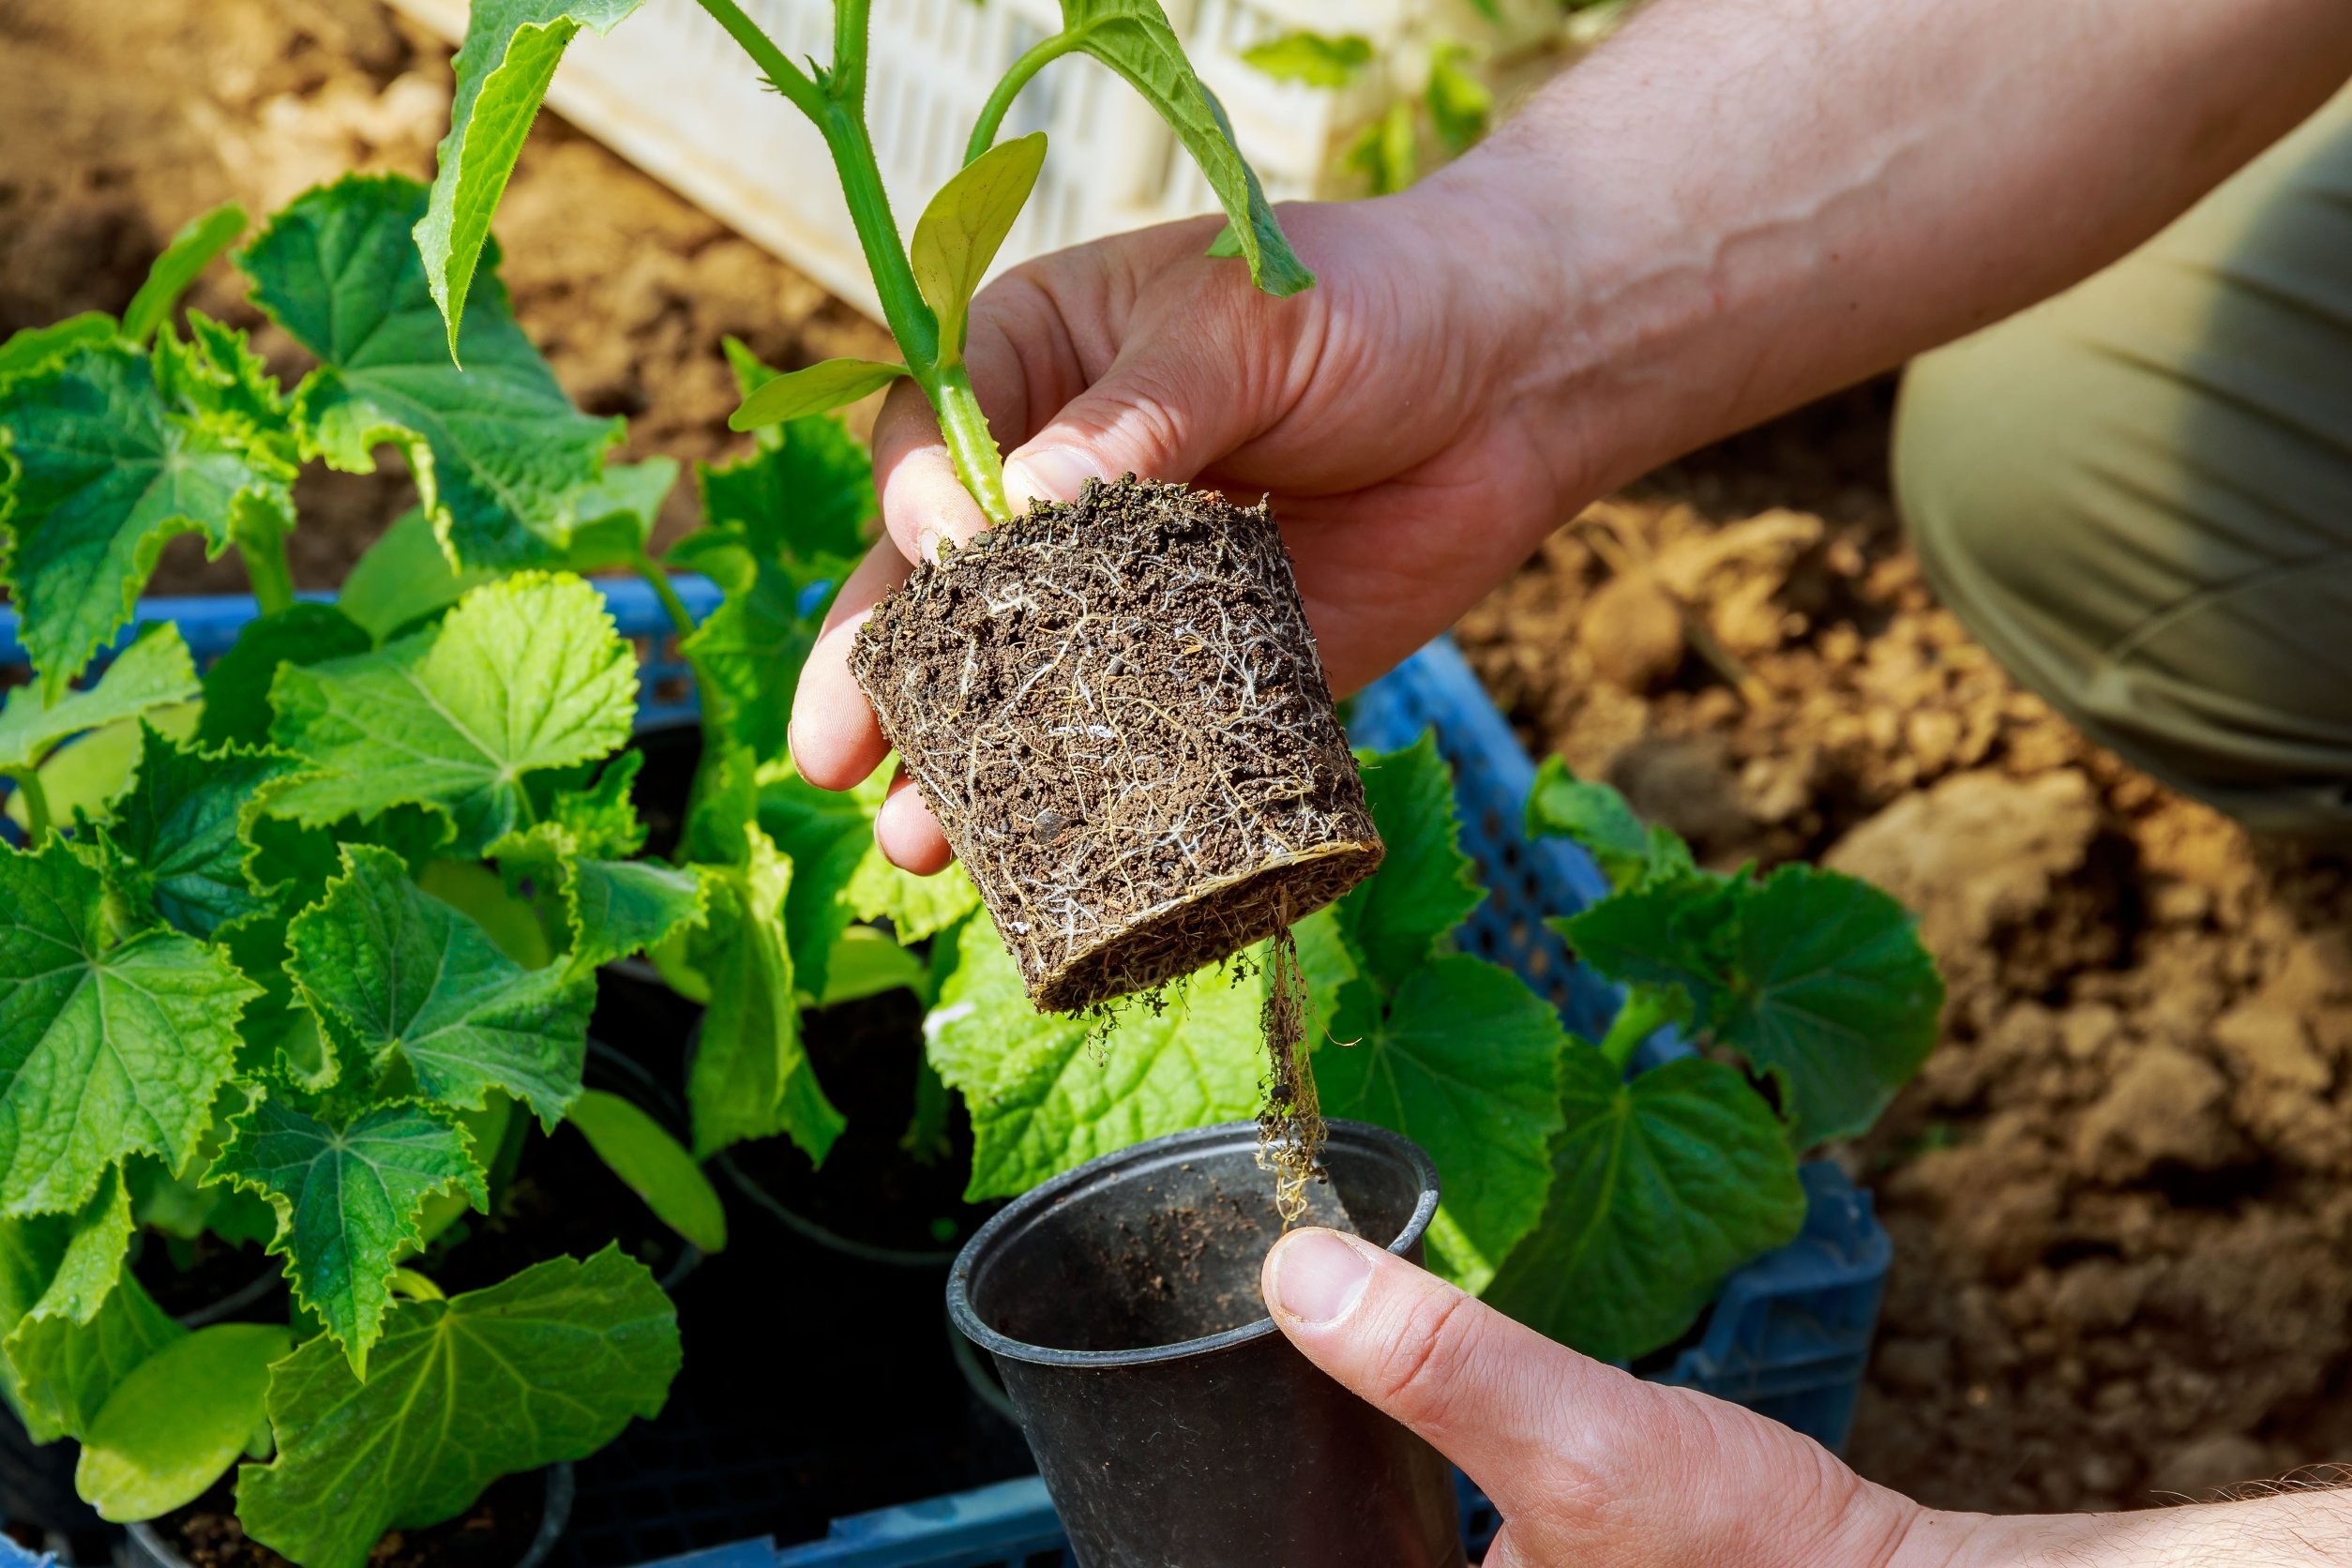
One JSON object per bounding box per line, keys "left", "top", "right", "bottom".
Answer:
{"left": 0, "top": 593, "right": 1890, "bottom": 1567}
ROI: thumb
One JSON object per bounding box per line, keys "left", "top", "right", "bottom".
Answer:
{"left": 1001, "top": 352, "right": 1257, "bottom": 511}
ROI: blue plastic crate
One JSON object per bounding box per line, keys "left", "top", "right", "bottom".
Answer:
{"left": 0, "top": 593, "right": 1890, "bottom": 1565}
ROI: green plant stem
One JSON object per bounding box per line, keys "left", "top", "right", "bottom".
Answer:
{"left": 930, "top": 364, "right": 1011, "bottom": 524}
{"left": 6, "top": 768, "right": 51, "bottom": 842}
{"left": 240, "top": 535, "right": 296, "bottom": 617}
{"left": 634, "top": 552, "right": 700, "bottom": 641}
{"left": 693, "top": 0, "right": 822, "bottom": 116}
{"left": 831, "top": 0, "right": 871, "bottom": 104}
{"left": 387, "top": 1268, "right": 445, "bottom": 1303}
{"left": 966, "top": 31, "right": 1084, "bottom": 163}
{"left": 1598, "top": 987, "right": 1679, "bottom": 1073}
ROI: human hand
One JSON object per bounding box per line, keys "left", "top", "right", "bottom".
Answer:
{"left": 787, "top": 180, "right": 1582, "bottom": 872}
{"left": 1259, "top": 1227, "right": 2352, "bottom": 1568}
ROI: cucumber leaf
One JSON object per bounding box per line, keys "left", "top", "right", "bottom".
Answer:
{"left": 243, "top": 174, "right": 623, "bottom": 569}
{"left": 0, "top": 842, "right": 257, "bottom": 1214}
{"left": 686, "top": 825, "right": 840, "bottom": 1162}
{"left": 728, "top": 358, "right": 908, "bottom": 432}
{"left": 0, "top": 623, "right": 199, "bottom": 773}
{"left": 77, "top": 1322, "right": 291, "bottom": 1522}
{"left": 1550, "top": 871, "right": 1741, "bottom": 1006}
{"left": 338, "top": 507, "right": 497, "bottom": 644}
{"left": 268, "top": 573, "right": 636, "bottom": 856}
{"left": 211, "top": 1093, "right": 487, "bottom": 1376}
{"left": 1484, "top": 1048, "right": 1806, "bottom": 1363}
{"left": 1056, "top": 0, "right": 1313, "bottom": 296}
{"left": 124, "top": 204, "right": 249, "bottom": 346}
{"left": 1335, "top": 734, "right": 1481, "bottom": 982}
{"left": 491, "top": 821, "right": 706, "bottom": 972}
{"left": 927, "top": 914, "right": 1262, "bottom": 1199}
{"left": 1713, "top": 864, "right": 1944, "bottom": 1149}
{"left": 286, "top": 845, "right": 594, "bottom": 1128}
{"left": 565, "top": 1090, "right": 726, "bottom": 1253}
{"left": 0, "top": 1168, "right": 185, "bottom": 1442}
{"left": 236, "top": 1247, "right": 678, "bottom": 1568}
{"left": 1525, "top": 758, "right": 1692, "bottom": 892}
{"left": 196, "top": 603, "right": 374, "bottom": 750}
{"left": 1314, "top": 954, "right": 1565, "bottom": 1294}
{"left": 671, "top": 535, "right": 840, "bottom": 766}
{"left": 101, "top": 726, "right": 304, "bottom": 941}
{"left": 912, "top": 133, "right": 1047, "bottom": 363}
{"left": 695, "top": 408, "right": 877, "bottom": 565}
{"left": 0, "top": 344, "right": 292, "bottom": 697}
{"left": 1239, "top": 31, "right": 1371, "bottom": 86}
{"left": 0, "top": 313, "right": 117, "bottom": 385}
{"left": 417, "top": 1, "right": 647, "bottom": 358}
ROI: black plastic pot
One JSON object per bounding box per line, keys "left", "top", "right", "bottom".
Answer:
{"left": 948, "top": 1120, "right": 1463, "bottom": 1568}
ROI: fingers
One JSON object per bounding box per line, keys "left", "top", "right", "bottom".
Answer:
{"left": 1000, "top": 345, "right": 1259, "bottom": 510}
{"left": 876, "top": 768, "right": 952, "bottom": 874}
{"left": 870, "top": 375, "right": 994, "bottom": 565}
{"left": 788, "top": 538, "right": 908, "bottom": 792}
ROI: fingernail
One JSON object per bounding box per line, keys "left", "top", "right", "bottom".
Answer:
{"left": 1003, "top": 447, "right": 1102, "bottom": 510}
{"left": 1267, "top": 1229, "right": 1373, "bottom": 1327}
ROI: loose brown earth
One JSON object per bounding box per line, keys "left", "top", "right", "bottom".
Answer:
{"left": 13, "top": 0, "right": 2350, "bottom": 1525}
{"left": 161, "top": 1470, "right": 545, "bottom": 1568}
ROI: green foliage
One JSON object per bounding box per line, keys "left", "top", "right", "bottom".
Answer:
{"left": 565, "top": 1090, "right": 728, "bottom": 1253}
{"left": 912, "top": 133, "right": 1048, "bottom": 364}
{"left": 0, "top": 314, "right": 116, "bottom": 386}
{"left": 77, "top": 1323, "right": 290, "bottom": 1522}
{"left": 337, "top": 507, "right": 497, "bottom": 643}
{"left": 198, "top": 606, "right": 372, "bottom": 750}
{"left": 1240, "top": 30, "right": 1372, "bottom": 87}
{"left": 0, "top": 624, "right": 200, "bottom": 773}
{"left": 236, "top": 1248, "right": 678, "bottom": 1568}
{"left": 123, "top": 204, "right": 249, "bottom": 346}
{"left": 102, "top": 726, "right": 302, "bottom": 941}
{"left": 729, "top": 359, "right": 909, "bottom": 432}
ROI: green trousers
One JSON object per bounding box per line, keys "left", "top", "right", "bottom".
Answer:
{"left": 1895, "top": 86, "right": 2352, "bottom": 837}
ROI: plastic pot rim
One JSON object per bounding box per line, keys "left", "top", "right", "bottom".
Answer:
{"left": 946, "top": 1118, "right": 1439, "bottom": 1371}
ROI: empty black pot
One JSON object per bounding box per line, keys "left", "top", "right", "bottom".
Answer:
{"left": 948, "top": 1120, "right": 1463, "bottom": 1568}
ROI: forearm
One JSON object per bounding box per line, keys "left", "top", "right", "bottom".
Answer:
{"left": 1430, "top": 0, "right": 2352, "bottom": 503}
{"left": 1926, "top": 1487, "right": 2352, "bottom": 1568}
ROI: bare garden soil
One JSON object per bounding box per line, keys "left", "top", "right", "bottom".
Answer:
{"left": 12, "top": 0, "right": 2352, "bottom": 1530}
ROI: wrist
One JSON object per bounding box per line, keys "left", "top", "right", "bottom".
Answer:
{"left": 1926, "top": 1489, "right": 2352, "bottom": 1568}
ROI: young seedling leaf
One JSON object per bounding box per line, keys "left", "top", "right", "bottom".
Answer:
{"left": 728, "top": 358, "right": 909, "bottom": 432}
{"left": 565, "top": 1090, "right": 727, "bottom": 1253}
{"left": 1425, "top": 44, "right": 1491, "bottom": 156}
{"left": 560, "top": 457, "right": 679, "bottom": 569}
{"left": 123, "top": 204, "right": 249, "bottom": 346}
{"left": 101, "top": 725, "right": 304, "bottom": 940}
{"left": 1239, "top": 30, "right": 1372, "bottom": 87}
{"left": 0, "top": 623, "right": 199, "bottom": 774}
{"left": 1550, "top": 870, "right": 1741, "bottom": 1008}
{"left": 0, "top": 344, "right": 292, "bottom": 697}
{"left": 1335, "top": 735, "right": 1482, "bottom": 982}
{"left": 286, "top": 845, "right": 594, "bottom": 1128}
{"left": 338, "top": 507, "right": 498, "bottom": 644}
{"left": 1715, "top": 864, "right": 1944, "bottom": 1149}
{"left": 236, "top": 1247, "right": 678, "bottom": 1568}
{"left": 697, "top": 411, "right": 878, "bottom": 565}
{"left": 1484, "top": 1048, "right": 1807, "bottom": 1363}
{"left": 685, "top": 826, "right": 842, "bottom": 1162}
{"left": 418, "top": 1, "right": 647, "bottom": 359}
{"left": 0, "top": 842, "right": 257, "bottom": 1214}
{"left": 927, "top": 914, "right": 1262, "bottom": 1199}
{"left": 0, "top": 313, "right": 117, "bottom": 386}
{"left": 491, "top": 822, "right": 707, "bottom": 972}
{"left": 1314, "top": 955, "right": 1566, "bottom": 1293}
{"left": 211, "top": 1093, "right": 487, "bottom": 1376}
{"left": 196, "top": 603, "right": 374, "bottom": 750}
{"left": 912, "top": 132, "right": 1047, "bottom": 363}
{"left": 269, "top": 573, "right": 636, "bottom": 856}
{"left": 77, "top": 1321, "right": 291, "bottom": 1523}
{"left": 1057, "top": 0, "right": 1314, "bottom": 296}
{"left": 242, "top": 174, "right": 623, "bottom": 569}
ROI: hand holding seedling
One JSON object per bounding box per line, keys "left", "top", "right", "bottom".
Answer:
{"left": 1263, "top": 1229, "right": 2352, "bottom": 1568}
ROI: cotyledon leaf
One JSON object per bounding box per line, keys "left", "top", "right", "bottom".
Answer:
{"left": 268, "top": 572, "right": 636, "bottom": 856}
{"left": 287, "top": 845, "right": 594, "bottom": 1128}
{"left": 728, "top": 359, "right": 909, "bottom": 433}
{"left": 416, "top": 1, "right": 647, "bottom": 359}
{"left": 210, "top": 1093, "right": 486, "bottom": 1376}
{"left": 236, "top": 1247, "right": 678, "bottom": 1568}
{"left": 0, "top": 841, "right": 256, "bottom": 1214}
{"left": 0, "top": 623, "right": 199, "bottom": 774}
{"left": 242, "top": 173, "right": 622, "bottom": 569}
{"left": 565, "top": 1090, "right": 726, "bottom": 1254}
{"left": 77, "top": 1321, "right": 292, "bottom": 1523}
{"left": 912, "top": 133, "right": 1047, "bottom": 362}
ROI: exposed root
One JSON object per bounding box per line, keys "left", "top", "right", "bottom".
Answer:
{"left": 1254, "top": 921, "right": 1326, "bottom": 1228}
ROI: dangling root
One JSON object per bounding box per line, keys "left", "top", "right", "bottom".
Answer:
{"left": 1255, "top": 919, "right": 1327, "bottom": 1228}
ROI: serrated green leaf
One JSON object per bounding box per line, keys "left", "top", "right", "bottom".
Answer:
{"left": 0, "top": 313, "right": 118, "bottom": 386}
{"left": 729, "top": 358, "right": 908, "bottom": 432}
{"left": 0, "top": 841, "right": 255, "bottom": 1214}
{"left": 269, "top": 573, "right": 635, "bottom": 855}
{"left": 1314, "top": 955, "right": 1564, "bottom": 1292}
{"left": 674, "top": 542, "right": 840, "bottom": 766}
{"left": 686, "top": 825, "right": 839, "bottom": 1162}
{"left": 491, "top": 821, "right": 706, "bottom": 972}
{"left": 1528, "top": 760, "right": 1696, "bottom": 893}
{"left": 124, "top": 204, "right": 249, "bottom": 346}
{"left": 0, "top": 345, "right": 289, "bottom": 696}
{"left": 549, "top": 750, "right": 648, "bottom": 859}
{"left": 1716, "top": 864, "right": 1944, "bottom": 1148}
{"left": 236, "top": 1247, "right": 677, "bottom": 1568}
{"left": 1056, "top": 0, "right": 1313, "bottom": 296}
{"left": 211, "top": 1093, "right": 484, "bottom": 1375}
{"left": 0, "top": 623, "right": 199, "bottom": 773}
{"left": 78, "top": 1322, "right": 291, "bottom": 1522}
{"left": 1551, "top": 871, "right": 1741, "bottom": 1006}
{"left": 1425, "top": 43, "right": 1490, "bottom": 156}
{"left": 1485, "top": 1048, "right": 1806, "bottom": 1362}
{"left": 418, "top": 1, "right": 647, "bottom": 359}
{"left": 1239, "top": 30, "right": 1371, "bottom": 86}
{"left": 912, "top": 133, "right": 1046, "bottom": 363}
{"left": 1338, "top": 735, "right": 1480, "bottom": 981}
{"left": 338, "top": 507, "right": 497, "bottom": 644}
{"left": 566, "top": 1090, "right": 725, "bottom": 1253}
{"left": 243, "top": 174, "right": 622, "bottom": 569}
{"left": 928, "top": 913, "right": 1262, "bottom": 1199}
{"left": 101, "top": 725, "right": 302, "bottom": 940}
{"left": 561, "top": 457, "right": 678, "bottom": 569}
{"left": 197, "top": 603, "right": 374, "bottom": 750}
{"left": 695, "top": 412, "right": 876, "bottom": 565}
{"left": 287, "top": 845, "right": 592, "bottom": 1128}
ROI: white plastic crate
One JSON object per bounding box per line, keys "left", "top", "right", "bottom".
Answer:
{"left": 386, "top": 0, "right": 1555, "bottom": 320}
